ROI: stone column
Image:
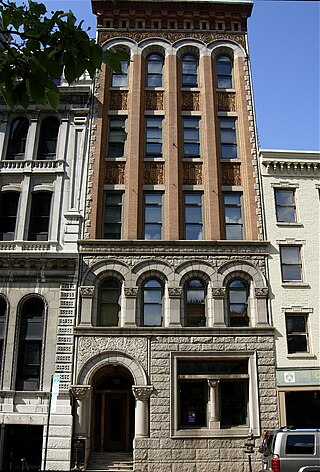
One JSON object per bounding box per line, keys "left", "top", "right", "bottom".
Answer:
{"left": 208, "top": 379, "right": 220, "bottom": 429}
{"left": 211, "top": 287, "right": 226, "bottom": 326}
{"left": 79, "top": 286, "right": 95, "bottom": 326}
{"left": 70, "top": 385, "right": 92, "bottom": 436}
{"left": 124, "top": 287, "right": 138, "bottom": 327}
{"left": 254, "top": 287, "right": 269, "bottom": 326}
{"left": 168, "top": 287, "right": 182, "bottom": 327}
{"left": 132, "top": 385, "right": 153, "bottom": 438}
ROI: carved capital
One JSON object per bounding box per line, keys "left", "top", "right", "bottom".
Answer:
{"left": 70, "top": 385, "right": 92, "bottom": 400}
{"left": 132, "top": 385, "right": 154, "bottom": 401}
{"left": 168, "top": 287, "right": 182, "bottom": 298}
{"left": 255, "top": 287, "right": 269, "bottom": 298}
{"left": 124, "top": 287, "right": 138, "bottom": 297}
{"left": 211, "top": 287, "right": 226, "bottom": 298}
{"left": 79, "top": 286, "right": 95, "bottom": 298}
{"left": 208, "top": 379, "right": 220, "bottom": 389}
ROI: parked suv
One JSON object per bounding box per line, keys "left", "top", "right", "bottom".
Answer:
{"left": 259, "top": 428, "right": 320, "bottom": 472}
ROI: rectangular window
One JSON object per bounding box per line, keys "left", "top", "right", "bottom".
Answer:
{"left": 275, "top": 189, "right": 296, "bottom": 222}
{"left": 223, "top": 192, "right": 243, "bottom": 240}
{"left": 103, "top": 192, "right": 123, "bottom": 239}
{"left": 184, "top": 193, "right": 203, "bottom": 240}
{"left": 219, "top": 117, "right": 237, "bottom": 159}
{"left": 145, "top": 117, "right": 163, "bottom": 158}
{"left": 286, "top": 314, "right": 309, "bottom": 354}
{"left": 285, "top": 435, "right": 315, "bottom": 455}
{"left": 183, "top": 117, "right": 200, "bottom": 158}
{"left": 107, "top": 117, "right": 127, "bottom": 158}
{"left": 0, "top": 191, "right": 20, "bottom": 240}
{"left": 28, "top": 192, "right": 52, "bottom": 241}
{"left": 280, "top": 246, "right": 302, "bottom": 282}
{"left": 144, "top": 193, "right": 163, "bottom": 240}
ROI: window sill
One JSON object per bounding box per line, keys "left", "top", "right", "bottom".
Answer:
{"left": 173, "top": 426, "right": 249, "bottom": 438}
{"left": 181, "top": 87, "right": 200, "bottom": 91}
{"left": 105, "top": 157, "right": 126, "bottom": 161}
{"left": 281, "top": 282, "right": 309, "bottom": 288}
{"left": 145, "top": 87, "right": 164, "bottom": 91}
{"left": 216, "top": 88, "right": 236, "bottom": 93}
{"left": 109, "top": 86, "right": 128, "bottom": 91}
{"left": 220, "top": 158, "right": 241, "bottom": 163}
{"left": 276, "top": 222, "right": 303, "bottom": 227}
{"left": 287, "top": 353, "right": 316, "bottom": 359}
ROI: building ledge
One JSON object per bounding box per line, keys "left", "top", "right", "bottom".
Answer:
{"left": 74, "top": 326, "right": 275, "bottom": 336}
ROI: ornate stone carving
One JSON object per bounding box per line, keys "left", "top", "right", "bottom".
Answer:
{"left": 77, "top": 337, "right": 148, "bottom": 373}
{"left": 211, "top": 287, "right": 226, "bottom": 297}
{"left": 144, "top": 162, "right": 164, "bottom": 184}
{"left": 181, "top": 92, "right": 200, "bottom": 111}
{"left": 109, "top": 91, "right": 128, "bottom": 110}
{"left": 79, "top": 286, "right": 95, "bottom": 298}
{"left": 254, "top": 287, "right": 269, "bottom": 298}
{"left": 98, "top": 31, "right": 246, "bottom": 48}
{"left": 145, "top": 91, "right": 164, "bottom": 110}
{"left": 132, "top": 385, "right": 154, "bottom": 401}
{"left": 217, "top": 92, "right": 236, "bottom": 112}
{"left": 70, "top": 385, "right": 92, "bottom": 400}
{"left": 183, "top": 162, "right": 202, "bottom": 185}
{"left": 208, "top": 379, "right": 220, "bottom": 389}
{"left": 124, "top": 287, "right": 138, "bottom": 297}
{"left": 105, "top": 162, "right": 125, "bottom": 184}
{"left": 221, "top": 163, "right": 241, "bottom": 186}
{"left": 168, "top": 287, "right": 182, "bottom": 297}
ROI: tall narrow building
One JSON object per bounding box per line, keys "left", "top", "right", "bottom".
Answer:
{"left": 72, "top": 0, "right": 278, "bottom": 470}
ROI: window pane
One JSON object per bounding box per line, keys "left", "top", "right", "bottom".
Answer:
{"left": 179, "top": 381, "right": 207, "bottom": 428}
{"left": 285, "top": 435, "right": 315, "bottom": 455}
{"left": 185, "top": 206, "right": 202, "bottom": 223}
{"left": 145, "top": 206, "right": 161, "bottom": 223}
{"left": 144, "top": 224, "right": 161, "bottom": 240}
{"left": 225, "top": 225, "right": 243, "bottom": 240}
{"left": 145, "top": 194, "right": 162, "bottom": 204}
{"left": 221, "top": 144, "right": 237, "bottom": 159}
{"left": 221, "top": 129, "right": 236, "bottom": 143}
{"left": 185, "top": 224, "right": 202, "bottom": 240}
{"left": 104, "top": 192, "right": 123, "bottom": 239}
{"left": 276, "top": 190, "right": 295, "bottom": 205}
{"left": 185, "top": 194, "right": 202, "bottom": 205}
{"left": 220, "top": 381, "right": 248, "bottom": 427}
{"left": 217, "top": 77, "right": 232, "bottom": 88}
{"left": 143, "top": 305, "right": 162, "bottom": 326}
{"left": 286, "top": 315, "right": 306, "bottom": 333}
{"left": 282, "top": 265, "right": 302, "bottom": 281}
{"left": 281, "top": 247, "right": 300, "bottom": 264}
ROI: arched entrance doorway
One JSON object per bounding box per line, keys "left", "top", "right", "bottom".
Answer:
{"left": 91, "top": 365, "right": 135, "bottom": 453}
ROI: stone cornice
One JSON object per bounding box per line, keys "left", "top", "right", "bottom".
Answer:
{"left": 74, "top": 326, "right": 275, "bottom": 336}
{"left": 260, "top": 150, "right": 320, "bottom": 175}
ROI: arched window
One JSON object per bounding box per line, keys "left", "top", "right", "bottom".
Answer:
{"left": 111, "top": 55, "right": 130, "bottom": 87}
{"left": 143, "top": 279, "right": 163, "bottom": 326}
{"left": 227, "top": 279, "right": 249, "bottom": 326}
{"left": 6, "top": 117, "right": 29, "bottom": 160}
{"left": 37, "top": 117, "right": 60, "bottom": 160}
{"left": 182, "top": 54, "right": 198, "bottom": 87}
{"left": 146, "top": 53, "right": 164, "bottom": 87}
{"left": 216, "top": 55, "right": 233, "bottom": 89}
{"left": 16, "top": 297, "right": 44, "bottom": 391}
{"left": 0, "top": 297, "right": 7, "bottom": 368}
{"left": 98, "top": 278, "right": 121, "bottom": 326}
{"left": 186, "top": 279, "right": 206, "bottom": 327}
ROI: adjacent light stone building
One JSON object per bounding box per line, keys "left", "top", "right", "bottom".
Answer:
{"left": 0, "top": 75, "right": 91, "bottom": 469}
{"left": 71, "top": 0, "right": 278, "bottom": 470}
{"left": 259, "top": 149, "right": 320, "bottom": 429}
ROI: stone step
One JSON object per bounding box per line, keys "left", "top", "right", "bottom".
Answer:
{"left": 87, "top": 452, "right": 133, "bottom": 472}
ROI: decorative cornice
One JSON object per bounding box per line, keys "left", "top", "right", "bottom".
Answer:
{"left": 262, "top": 158, "right": 319, "bottom": 175}
{"left": 132, "top": 385, "right": 154, "bottom": 401}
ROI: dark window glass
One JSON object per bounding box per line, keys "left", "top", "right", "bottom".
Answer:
{"left": 280, "top": 246, "right": 302, "bottom": 282}
{"left": 184, "top": 193, "right": 202, "bottom": 240}
{"left": 183, "top": 117, "right": 200, "bottom": 157}
{"left": 0, "top": 297, "right": 6, "bottom": 369}
{"left": 285, "top": 435, "right": 315, "bottom": 455}
{"left": 178, "top": 359, "right": 248, "bottom": 375}
{"left": 275, "top": 189, "right": 296, "bottom": 223}
{"left": 37, "top": 117, "right": 60, "bottom": 160}
{"left": 146, "top": 53, "right": 163, "bottom": 87}
{"left": 216, "top": 55, "right": 232, "bottom": 89}
{"left": 145, "top": 117, "right": 163, "bottom": 158}
{"left": 99, "top": 278, "right": 121, "bottom": 326}
{"left": 111, "top": 57, "right": 129, "bottom": 87}
{"left": 179, "top": 380, "right": 207, "bottom": 428}
{"left": 220, "top": 380, "right": 248, "bottom": 427}
{"left": 107, "top": 117, "right": 127, "bottom": 158}
{"left": 143, "top": 279, "right": 162, "bottom": 326}
{"left": 224, "top": 193, "right": 243, "bottom": 240}
{"left": 103, "top": 192, "right": 123, "bottom": 239}
{"left": 144, "top": 193, "right": 163, "bottom": 240}
{"left": 228, "top": 279, "right": 249, "bottom": 326}
{"left": 182, "top": 54, "right": 198, "bottom": 87}
{"left": 0, "top": 192, "right": 20, "bottom": 240}
{"left": 186, "top": 279, "right": 206, "bottom": 327}
{"left": 6, "top": 117, "right": 29, "bottom": 160}
{"left": 219, "top": 117, "right": 237, "bottom": 159}
{"left": 16, "top": 298, "right": 44, "bottom": 391}
{"left": 286, "top": 314, "right": 309, "bottom": 354}
{"left": 28, "top": 192, "right": 52, "bottom": 241}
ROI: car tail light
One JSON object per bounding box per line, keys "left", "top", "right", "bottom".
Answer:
{"left": 271, "top": 455, "right": 280, "bottom": 472}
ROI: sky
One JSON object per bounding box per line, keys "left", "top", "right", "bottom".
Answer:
{"left": 24, "top": 0, "right": 320, "bottom": 151}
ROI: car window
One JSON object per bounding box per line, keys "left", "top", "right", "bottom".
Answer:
{"left": 285, "top": 435, "right": 315, "bottom": 455}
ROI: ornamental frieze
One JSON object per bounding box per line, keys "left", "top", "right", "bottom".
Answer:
{"left": 98, "top": 31, "right": 246, "bottom": 48}
{"left": 211, "top": 287, "right": 226, "bottom": 297}
{"left": 221, "top": 163, "right": 241, "bottom": 186}
{"left": 217, "top": 92, "right": 236, "bottom": 112}
{"left": 105, "top": 161, "right": 126, "bottom": 184}
{"left": 145, "top": 91, "right": 164, "bottom": 110}
{"left": 109, "top": 91, "right": 128, "bottom": 110}
{"left": 144, "top": 162, "right": 164, "bottom": 184}
{"left": 183, "top": 162, "right": 202, "bottom": 185}
{"left": 181, "top": 92, "right": 200, "bottom": 111}
{"left": 77, "top": 336, "right": 148, "bottom": 373}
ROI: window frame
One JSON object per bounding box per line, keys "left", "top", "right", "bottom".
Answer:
{"left": 107, "top": 116, "right": 127, "bottom": 158}
{"left": 146, "top": 53, "right": 164, "bottom": 88}
{"left": 0, "top": 191, "right": 20, "bottom": 241}
{"left": 184, "top": 192, "right": 203, "bottom": 240}
{"left": 6, "top": 117, "right": 29, "bottom": 160}
{"left": 145, "top": 116, "right": 163, "bottom": 159}
{"left": 223, "top": 192, "right": 243, "bottom": 240}
{"left": 143, "top": 192, "right": 163, "bottom": 240}
{"left": 98, "top": 278, "right": 121, "bottom": 327}
{"left": 219, "top": 117, "right": 238, "bottom": 160}
{"left": 142, "top": 278, "right": 163, "bottom": 327}
{"left": 216, "top": 55, "right": 233, "bottom": 89}
{"left": 280, "top": 245, "right": 303, "bottom": 283}
{"left": 183, "top": 116, "right": 200, "bottom": 158}
{"left": 181, "top": 54, "right": 198, "bottom": 88}
{"left": 227, "top": 278, "right": 249, "bottom": 327}
{"left": 111, "top": 55, "right": 129, "bottom": 87}
{"left": 27, "top": 191, "right": 52, "bottom": 241}
{"left": 285, "top": 313, "right": 309, "bottom": 355}
{"left": 103, "top": 191, "right": 123, "bottom": 239}
{"left": 36, "top": 116, "right": 60, "bottom": 161}
{"left": 185, "top": 278, "right": 206, "bottom": 327}
{"left": 274, "top": 188, "right": 297, "bottom": 223}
